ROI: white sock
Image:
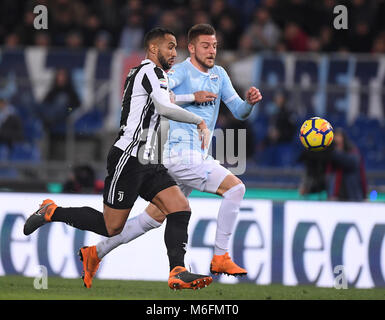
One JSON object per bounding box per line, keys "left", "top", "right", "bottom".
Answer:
{"left": 96, "top": 211, "right": 162, "bottom": 259}
{"left": 214, "top": 184, "right": 245, "bottom": 256}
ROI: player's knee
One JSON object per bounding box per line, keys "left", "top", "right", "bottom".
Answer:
{"left": 159, "top": 193, "right": 190, "bottom": 215}
{"left": 177, "top": 198, "right": 190, "bottom": 213}
{"left": 106, "top": 224, "right": 124, "bottom": 237}
{"left": 224, "top": 183, "right": 245, "bottom": 203}
{"left": 170, "top": 197, "right": 190, "bottom": 214}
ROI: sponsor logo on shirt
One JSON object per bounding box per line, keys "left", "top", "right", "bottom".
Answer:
{"left": 194, "top": 99, "right": 216, "bottom": 106}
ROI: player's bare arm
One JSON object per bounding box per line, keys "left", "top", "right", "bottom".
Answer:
{"left": 194, "top": 90, "right": 218, "bottom": 103}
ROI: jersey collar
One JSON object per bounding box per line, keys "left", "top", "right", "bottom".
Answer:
{"left": 142, "top": 58, "right": 155, "bottom": 66}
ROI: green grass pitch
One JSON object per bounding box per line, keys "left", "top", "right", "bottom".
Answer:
{"left": 1, "top": 275, "right": 385, "bottom": 300}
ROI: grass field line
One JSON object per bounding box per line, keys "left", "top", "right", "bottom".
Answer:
{"left": 1, "top": 276, "right": 385, "bottom": 300}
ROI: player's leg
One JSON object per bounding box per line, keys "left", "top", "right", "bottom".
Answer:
{"left": 150, "top": 184, "right": 212, "bottom": 290}
{"left": 54, "top": 204, "right": 131, "bottom": 236}
{"left": 210, "top": 172, "right": 248, "bottom": 276}
{"left": 95, "top": 203, "right": 164, "bottom": 260}
{"left": 24, "top": 147, "right": 136, "bottom": 238}
{"left": 84, "top": 203, "right": 164, "bottom": 289}
{"left": 23, "top": 199, "right": 132, "bottom": 236}
{"left": 166, "top": 154, "right": 247, "bottom": 276}
{"left": 213, "top": 173, "right": 245, "bottom": 255}
{"left": 78, "top": 149, "right": 147, "bottom": 288}
{"left": 77, "top": 205, "right": 132, "bottom": 288}
{"left": 24, "top": 147, "right": 144, "bottom": 288}
{"left": 80, "top": 162, "right": 210, "bottom": 290}
{"left": 94, "top": 184, "right": 192, "bottom": 262}
{"left": 150, "top": 185, "right": 191, "bottom": 270}
{"left": 25, "top": 195, "right": 134, "bottom": 289}
{"left": 23, "top": 201, "right": 132, "bottom": 288}
{"left": 23, "top": 200, "right": 124, "bottom": 237}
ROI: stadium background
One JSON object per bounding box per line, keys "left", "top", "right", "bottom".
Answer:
{"left": 1, "top": 0, "right": 385, "bottom": 292}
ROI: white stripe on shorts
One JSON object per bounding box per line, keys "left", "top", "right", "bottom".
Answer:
{"left": 108, "top": 98, "right": 152, "bottom": 204}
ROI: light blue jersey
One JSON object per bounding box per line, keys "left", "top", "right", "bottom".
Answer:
{"left": 164, "top": 58, "right": 255, "bottom": 158}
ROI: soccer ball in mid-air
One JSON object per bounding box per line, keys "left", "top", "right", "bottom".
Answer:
{"left": 299, "top": 117, "right": 334, "bottom": 151}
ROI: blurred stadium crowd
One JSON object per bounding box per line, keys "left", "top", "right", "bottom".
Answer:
{"left": 1, "top": 0, "right": 385, "bottom": 53}
{"left": 0, "top": 0, "right": 385, "bottom": 199}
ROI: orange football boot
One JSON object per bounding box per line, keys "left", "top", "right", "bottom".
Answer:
{"left": 23, "top": 199, "right": 57, "bottom": 235}
{"left": 210, "top": 252, "right": 247, "bottom": 276}
{"left": 168, "top": 266, "right": 213, "bottom": 290}
{"left": 78, "top": 246, "right": 101, "bottom": 288}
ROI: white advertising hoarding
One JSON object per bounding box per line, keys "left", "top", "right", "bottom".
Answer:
{"left": 284, "top": 201, "right": 385, "bottom": 288}
{"left": 0, "top": 193, "right": 272, "bottom": 284}
{"left": 1, "top": 193, "right": 384, "bottom": 288}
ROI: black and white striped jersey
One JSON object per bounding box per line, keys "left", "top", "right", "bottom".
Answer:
{"left": 114, "top": 59, "right": 169, "bottom": 161}
{"left": 114, "top": 58, "right": 203, "bottom": 162}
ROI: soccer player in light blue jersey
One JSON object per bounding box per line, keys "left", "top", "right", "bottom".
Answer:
{"left": 84, "top": 24, "right": 262, "bottom": 283}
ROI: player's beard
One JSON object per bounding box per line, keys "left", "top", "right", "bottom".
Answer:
{"left": 158, "top": 52, "right": 173, "bottom": 70}
{"left": 195, "top": 54, "right": 215, "bottom": 70}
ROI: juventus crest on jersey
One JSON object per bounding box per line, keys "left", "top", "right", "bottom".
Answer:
{"left": 114, "top": 59, "right": 169, "bottom": 161}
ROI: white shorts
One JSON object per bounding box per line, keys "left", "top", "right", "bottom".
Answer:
{"left": 163, "top": 150, "right": 231, "bottom": 197}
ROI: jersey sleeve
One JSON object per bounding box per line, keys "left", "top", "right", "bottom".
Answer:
{"left": 220, "top": 67, "right": 256, "bottom": 121}
{"left": 167, "top": 64, "right": 186, "bottom": 90}
{"left": 142, "top": 66, "right": 202, "bottom": 125}
{"left": 174, "top": 93, "right": 195, "bottom": 105}
{"left": 141, "top": 65, "right": 169, "bottom": 95}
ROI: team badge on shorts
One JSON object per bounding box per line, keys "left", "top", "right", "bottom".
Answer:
{"left": 117, "top": 191, "right": 124, "bottom": 202}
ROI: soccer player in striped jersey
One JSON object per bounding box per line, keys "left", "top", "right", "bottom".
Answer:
{"left": 23, "top": 27, "right": 213, "bottom": 290}
{"left": 82, "top": 24, "right": 262, "bottom": 283}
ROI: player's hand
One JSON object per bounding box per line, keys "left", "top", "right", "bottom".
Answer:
{"left": 169, "top": 90, "right": 176, "bottom": 104}
{"left": 197, "top": 120, "right": 211, "bottom": 150}
{"left": 246, "top": 87, "right": 262, "bottom": 105}
{"left": 194, "top": 91, "right": 218, "bottom": 104}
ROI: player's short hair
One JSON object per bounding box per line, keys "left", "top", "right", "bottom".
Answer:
{"left": 143, "top": 27, "right": 175, "bottom": 49}
{"left": 187, "top": 24, "right": 216, "bottom": 43}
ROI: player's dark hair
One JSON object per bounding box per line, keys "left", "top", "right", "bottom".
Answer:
{"left": 143, "top": 27, "right": 175, "bottom": 49}
{"left": 187, "top": 24, "right": 216, "bottom": 43}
